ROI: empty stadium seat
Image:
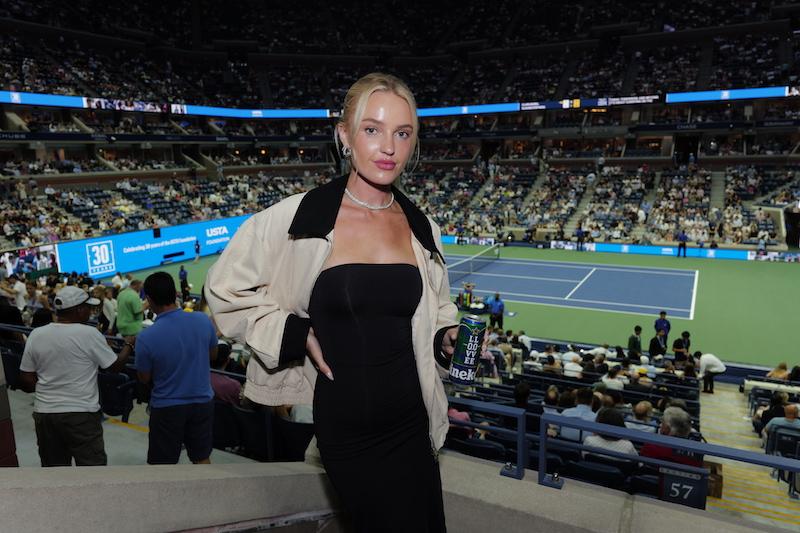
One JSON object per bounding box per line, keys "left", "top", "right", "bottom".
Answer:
{"left": 447, "top": 438, "right": 507, "bottom": 463}
{"left": 563, "top": 460, "right": 627, "bottom": 490}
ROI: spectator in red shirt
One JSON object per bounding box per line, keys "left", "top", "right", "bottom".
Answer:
{"left": 641, "top": 406, "right": 703, "bottom": 467}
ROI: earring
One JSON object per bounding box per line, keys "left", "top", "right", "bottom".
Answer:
{"left": 342, "top": 146, "right": 351, "bottom": 158}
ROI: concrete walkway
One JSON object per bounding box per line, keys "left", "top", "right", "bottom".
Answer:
{"left": 9, "top": 388, "right": 254, "bottom": 467}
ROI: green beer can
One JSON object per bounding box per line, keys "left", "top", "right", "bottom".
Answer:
{"left": 449, "top": 315, "right": 486, "bottom": 385}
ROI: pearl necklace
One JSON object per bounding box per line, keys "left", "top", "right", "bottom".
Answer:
{"left": 344, "top": 187, "right": 395, "bottom": 210}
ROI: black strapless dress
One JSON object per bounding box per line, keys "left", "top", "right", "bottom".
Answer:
{"left": 310, "top": 263, "right": 446, "bottom": 533}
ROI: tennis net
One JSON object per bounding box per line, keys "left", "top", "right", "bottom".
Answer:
{"left": 447, "top": 244, "right": 501, "bottom": 287}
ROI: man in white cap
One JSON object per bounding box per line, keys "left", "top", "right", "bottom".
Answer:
{"left": 19, "top": 286, "right": 135, "bottom": 466}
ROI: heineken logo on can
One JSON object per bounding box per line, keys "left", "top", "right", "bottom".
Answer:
{"left": 449, "top": 315, "right": 486, "bottom": 385}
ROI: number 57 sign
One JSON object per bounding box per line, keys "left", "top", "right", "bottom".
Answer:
{"left": 659, "top": 466, "right": 708, "bottom": 509}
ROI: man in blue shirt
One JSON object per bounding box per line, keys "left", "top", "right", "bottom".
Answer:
{"left": 677, "top": 229, "right": 688, "bottom": 258}
{"left": 560, "top": 388, "right": 596, "bottom": 441}
{"left": 654, "top": 311, "right": 671, "bottom": 346}
{"left": 486, "top": 292, "right": 505, "bottom": 329}
{"left": 135, "top": 271, "right": 218, "bottom": 464}
{"left": 764, "top": 404, "right": 799, "bottom": 439}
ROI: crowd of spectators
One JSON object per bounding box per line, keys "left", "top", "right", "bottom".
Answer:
{"left": 0, "top": 0, "right": 779, "bottom": 56}
{"left": 1, "top": 158, "right": 108, "bottom": 176}
{"left": 634, "top": 46, "right": 700, "bottom": 95}
{"left": 578, "top": 168, "right": 654, "bottom": 242}
{"left": 566, "top": 48, "right": 627, "bottom": 99}
{"left": 472, "top": 169, "right": 538, "bottom": 233}
{"left": 522, "top": 169, "right": 588, "bottom": 236}
{"left": 404, "top": 166, "right": 487, "bottom": 236}
{"left": 709, "top": 35, "right": 788, "bottom": 90}
{"left": 0, "top": 171, "right": 332, "bottom": 248}
{"left": 721, "top": 166, "right": 777, "bottom": 246}
{"left": 1, "top": 6, "right": 797, "bottom": 112}
{"left": 645, "top": 165, "right": 712, "bottom": 244}
{"left": 109, "top": 158, "right": 181, "bottom": 172}
{"left": 701, "top": 135, "right": 744, "bottom": 157}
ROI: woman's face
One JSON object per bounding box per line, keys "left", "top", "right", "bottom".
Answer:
{"left": 340, "top": 91, "right": 415, "bottom": 186}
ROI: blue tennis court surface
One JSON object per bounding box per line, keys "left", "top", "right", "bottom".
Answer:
{"left": 445, "top": 254, "right": 698, "bottom": 319}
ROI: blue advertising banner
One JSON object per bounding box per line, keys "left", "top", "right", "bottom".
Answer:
{"left": 666, "top": 86, "right": 788, "bottom": 104}
{"left": 183, "top": 105, "right": 329, "bottom": 119}
{"left": 418, "top": 102, "right": 520, "bottom": 117}
{"left": 592, "top": 243, "right": 749, "bottom": 260}
{"left": 55, "top": 215, "right": 251, "bottom": 278}
{"left": 0, "top": 90, "right": 86, "bottom": 109}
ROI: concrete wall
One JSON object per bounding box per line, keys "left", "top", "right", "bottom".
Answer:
{"left": 0, "top": 452, "right": 785, "bottom": 533}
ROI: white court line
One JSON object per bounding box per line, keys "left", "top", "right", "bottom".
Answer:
{"left": 446, "top": 256, "right": 696, "bottom": 277}
{"left": 451, "top": 289, "right": 691, "bottom": 318}
{"left": 449, "top": 271, "right": 578, "bottom": 283}
{"left": 565, "top": 268, "right": 596, "bottom": 299}
{"left": 456, "top": 287, "right": 691, "bottom": 313}
{"left": 690, "top": 270, "right": 699, "bottom": 320}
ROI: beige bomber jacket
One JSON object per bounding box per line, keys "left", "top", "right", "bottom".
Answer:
{"left": 204, "top": 176, "right": 459, "bottom": 449}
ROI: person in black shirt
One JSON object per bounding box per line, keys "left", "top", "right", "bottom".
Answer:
{"left": 648, "top": 329, "right": 667, "bottom": 359}
{"left": 672, "top": 331, "right": 691, "bottom": 364}
{"left": 753, "top": 391, "right": 788, "bottom": 436}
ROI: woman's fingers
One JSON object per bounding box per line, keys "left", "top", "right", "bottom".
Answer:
{"left": 307, "top": 328, "right": 333, "bottom": 380}
{"left": 442, "top": 327, "right": 458, "bottom": 356}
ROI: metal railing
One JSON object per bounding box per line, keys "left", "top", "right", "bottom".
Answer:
{"left": 445, "top": 395, "right": 800, "bottom": 509}
{"left": 447, "top": 396, "right": 526, "bottom": 480}
{"left": 538, "top": 413, "right": 800, "bottom": 508}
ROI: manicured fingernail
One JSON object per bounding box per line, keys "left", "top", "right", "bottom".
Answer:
{"left": 326, "top": 371, "right": 334, "bottom": 381}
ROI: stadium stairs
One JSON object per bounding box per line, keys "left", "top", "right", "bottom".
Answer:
{"left": 70, "top": 115, "right": 93, "bottom": 134}
{"left": 629, "top": 170, "right": 663, "bottom": 243}
{"left": 700, "top": 383, "right": 800, "bottom": 529}
{"left": 710, "top": 170, "right": 727, "bottom": 211}
{"left": 563, "top": 180, "right": 598, "bottom": 236}
{"left": 468, "top": 175, "right": 498, "bottom": 208}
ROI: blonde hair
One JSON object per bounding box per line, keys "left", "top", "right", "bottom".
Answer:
{"left": 334, "top": 72, "right": 420, "bottom": 174}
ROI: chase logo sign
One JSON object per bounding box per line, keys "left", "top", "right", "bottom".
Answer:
{"left": 86, "top": 240, "right": 116, "bottom": 276}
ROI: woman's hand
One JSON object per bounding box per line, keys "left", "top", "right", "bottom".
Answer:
{"left": 440, "top": 325, "right": 490, "bottom": 362}
{"left": 307, "top": 327, "right": 333, "bottom": 381}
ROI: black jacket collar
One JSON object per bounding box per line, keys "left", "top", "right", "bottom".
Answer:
{"left": 288, "top": 175, "right": 444, "bottom": 263}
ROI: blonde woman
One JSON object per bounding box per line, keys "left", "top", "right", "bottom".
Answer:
{"left": 766, "top": 362, "right": 790, "bottom": 381}
{"left": 206, "top": 73, "right": 474, "bottom": 532}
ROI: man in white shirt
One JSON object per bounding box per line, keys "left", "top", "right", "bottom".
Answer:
{"left": 517, "top": 330, "right": 533, "bottom": 354}
{"left": 561, "top": 344, "right": 581, "bottom": 363}
{"left": 582, "top": 344, "right": 612, "bottom": 358}
{"left": 563, "top": 355, "right": 583, "bottom": 379}
{"left": 696, "top": 351, "right": 726, "bottom": 394}
{"left": 3, "top": 274, "right": 27, "bottom": 311}
{"left": 110, "top": 272, "right": 124, "bottom": 289}
{"left": 19, "top": 286, "right": 134, "bottom": 466}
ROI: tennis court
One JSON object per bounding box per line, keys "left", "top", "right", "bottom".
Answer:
{"left": 119, "top": 243, "right": 800, "bottom": 366}
{"left": 446, "top": 246, "right": 698, "bottom": 319}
